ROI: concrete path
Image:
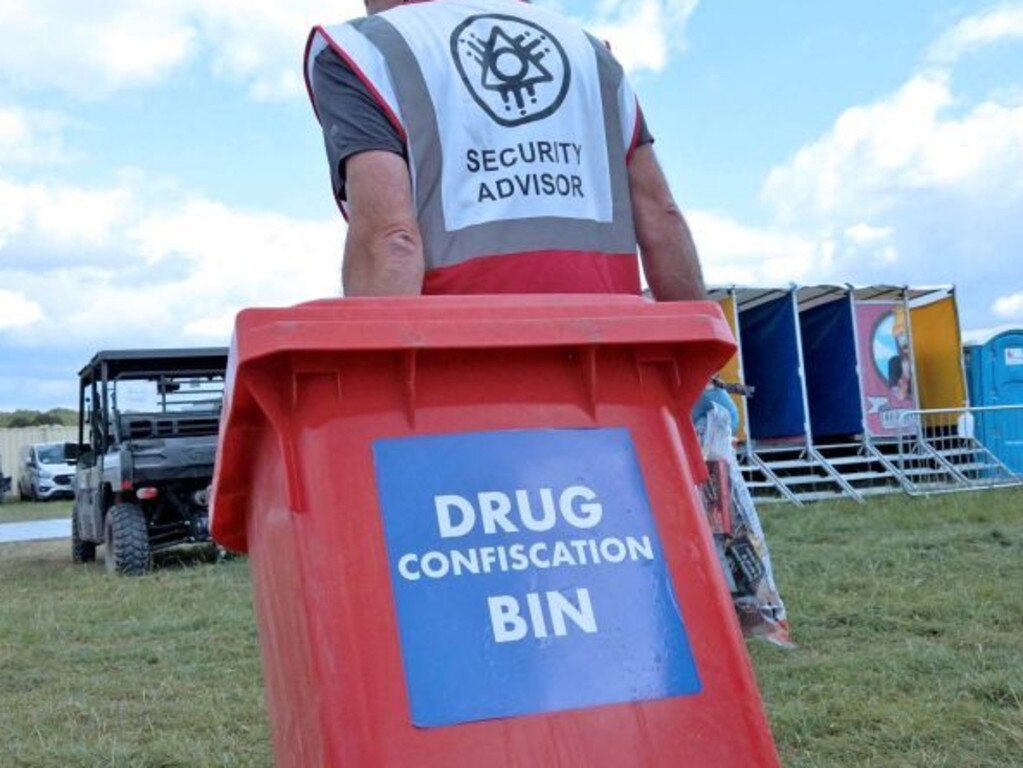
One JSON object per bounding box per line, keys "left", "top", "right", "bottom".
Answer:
{"left": 0, "top": 518, "right": 70, "bottom": 544}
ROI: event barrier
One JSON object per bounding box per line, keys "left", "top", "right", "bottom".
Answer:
{"left": 895, "top": 406, "right": 1023, "bottom": 494}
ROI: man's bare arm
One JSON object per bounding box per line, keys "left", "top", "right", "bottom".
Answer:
{"left": 628, "top": 144, "right": 707, "bottom": 301}
{"left": 342, "top": 151, "right": 425, "bottom": 296}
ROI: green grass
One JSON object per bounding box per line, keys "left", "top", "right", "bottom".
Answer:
{"left": 0, "top": 543, "right": 270, "bottom": 767}
{"left": 750, "top": 489, "right": 1023, "bottom": 767}
{"left": 0, "top": 500, "right": 72, "bottom": 525}
{"left": 0, "top": 489, "right": 1020, "bottom": 766}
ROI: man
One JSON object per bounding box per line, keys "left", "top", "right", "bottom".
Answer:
{"left": 305, "top": 0, "right": 706, "bottom": 301}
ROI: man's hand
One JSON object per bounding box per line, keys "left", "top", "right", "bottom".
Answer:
{"left": 343, "top": 151, "right": 425, "bottom": 296}
{"left": 628, "top": 144, "right": 707, "bottom": 301}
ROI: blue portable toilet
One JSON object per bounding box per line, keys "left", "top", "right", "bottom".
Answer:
{"left": 964, "top": 327, "right": 1023, "bottom": 473}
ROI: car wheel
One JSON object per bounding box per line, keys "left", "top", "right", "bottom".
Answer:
{"left": 104, "top": 503, "right": 150, "bottom": 576}
{"left": 71, "top": 511, "right": 97, "bottom": 564}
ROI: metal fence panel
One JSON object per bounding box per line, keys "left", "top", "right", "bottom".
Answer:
{"left": 895, "top": 406, "right": 1023, "bottom": 494}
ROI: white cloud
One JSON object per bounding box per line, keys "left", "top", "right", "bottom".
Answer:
{"left": 0, "top": 0, "right": 364, "bottom": 100}
{"left": 0, "top": 3, "right": 196, "bottom": 98}
{"left": 0, "top": 178, "right": 135, "bottom": 259}
{"left": 184, "top": 310, "right": 244, "bottom": 340}
{"left": 843, "top": 223, "right": 894, "bottom": 246}
{"left": 0, "top": 290, "right": 43, "bottom": 330}
{"left": 185, "top": 0, "right": 355, "bottom": 101}
{"left": 993, "top": 291, "right": 1023, "bottom": 319}
{"left": 687, "top": 210, "right": 831, "bottom": 286}
{"left": 928, "top": 4, "right": 1023, "bottom": 64}
{"left": 0, "top": 178, "right": 37, "bottom": 247}
{"left": 127, "top": 199, "right": 340, "bottom": 306}
{"left": 0, "top": 1, "right": 698, "bottom": 100}
{"left": 751, "top": 4, "right": 1023, "bottom": 322}
{"left": 842, "top": 223, "right": 899, "bottom": 265}
{"left": 762, "top": 73, "right": 1023, "bottom": 224}
{"left": 586, "top": 0, "right": 698, "bottom": 74}
{"left": 0, "top": 106, "right": 71, "bottom": 164}
{"left": 0, "top": 176, "right": 341, "bottom": 351}
{"left": 683, "top": 209, "right": 908, "bottom": 289}
{"left": 36, "top": 188, "right": 136, "bottom": 250}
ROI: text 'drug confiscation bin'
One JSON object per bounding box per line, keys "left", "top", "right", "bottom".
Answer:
{"left": 374, "top": 427, "right": 701, "bottom": 728}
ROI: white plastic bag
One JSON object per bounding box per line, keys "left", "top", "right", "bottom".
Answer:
{"left": 696, "top": 399, "right": 793, "bottom": 648}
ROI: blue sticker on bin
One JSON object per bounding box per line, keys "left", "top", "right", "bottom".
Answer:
{"left": 373, "top": 427, "right": 701, "bottom": 727}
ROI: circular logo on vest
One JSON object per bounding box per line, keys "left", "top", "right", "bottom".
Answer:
{"left": 451, "top": 14, "right": 571, "bottom": 128}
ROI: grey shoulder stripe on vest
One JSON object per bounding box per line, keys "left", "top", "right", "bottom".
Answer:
{"left": 356, "top": 15, "right": 442, "bottom": 219}
{"left": 585, "top": 32, "right": 626, "bottom": 89}
{"left": 348, "top": 16, "right": 371, "bottom": 32}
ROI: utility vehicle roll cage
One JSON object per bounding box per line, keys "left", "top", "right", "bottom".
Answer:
{"left": 77, "top": 348, "right": 229, "bottom": 454}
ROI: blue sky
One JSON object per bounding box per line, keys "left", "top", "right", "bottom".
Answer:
{"left": 1, "top": 0, "right": 1022, "bottom": 410}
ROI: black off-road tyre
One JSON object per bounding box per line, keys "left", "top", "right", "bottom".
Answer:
{"left": 71, "top": 511, "right": 96, "bottom": 564}
{"left": 104, "top": 503, "right": 151, "bottom": 575}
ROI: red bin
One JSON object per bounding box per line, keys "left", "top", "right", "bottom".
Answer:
{"left": 211, "top": 295, "right": 780, "bottom": 767}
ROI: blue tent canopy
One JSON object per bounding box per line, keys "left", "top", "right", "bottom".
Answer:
{"left": 799, "top": 295, "right": 863, "bottom": 439}
{"left": 740, "top": 293, "right": 807, "bottom": 441}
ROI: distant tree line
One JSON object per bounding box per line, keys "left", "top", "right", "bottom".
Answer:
{"left": 0, "top": 409, "right": 78, "bottom": 429}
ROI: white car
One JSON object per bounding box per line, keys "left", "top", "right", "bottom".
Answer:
{"left": 0, "top": 453, "right": 9, "bottom": 502}
{"left": 18, "top": 442, "right": 77, "bottom": 501}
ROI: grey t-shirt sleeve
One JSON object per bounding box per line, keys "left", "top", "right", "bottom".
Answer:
{"left": 311, "top": 47, "right": 406, "bottom": 203}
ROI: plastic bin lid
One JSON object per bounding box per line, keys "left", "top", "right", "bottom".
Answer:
{"left": 229, "top": 294, "right": 734, "bottom": 360}
{"left": 212, "top": 295, "right": 736, "bottom": 551}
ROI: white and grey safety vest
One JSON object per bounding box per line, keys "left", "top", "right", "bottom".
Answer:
{"left": 305, "top": 0, "right": 646, "bottom": 295}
